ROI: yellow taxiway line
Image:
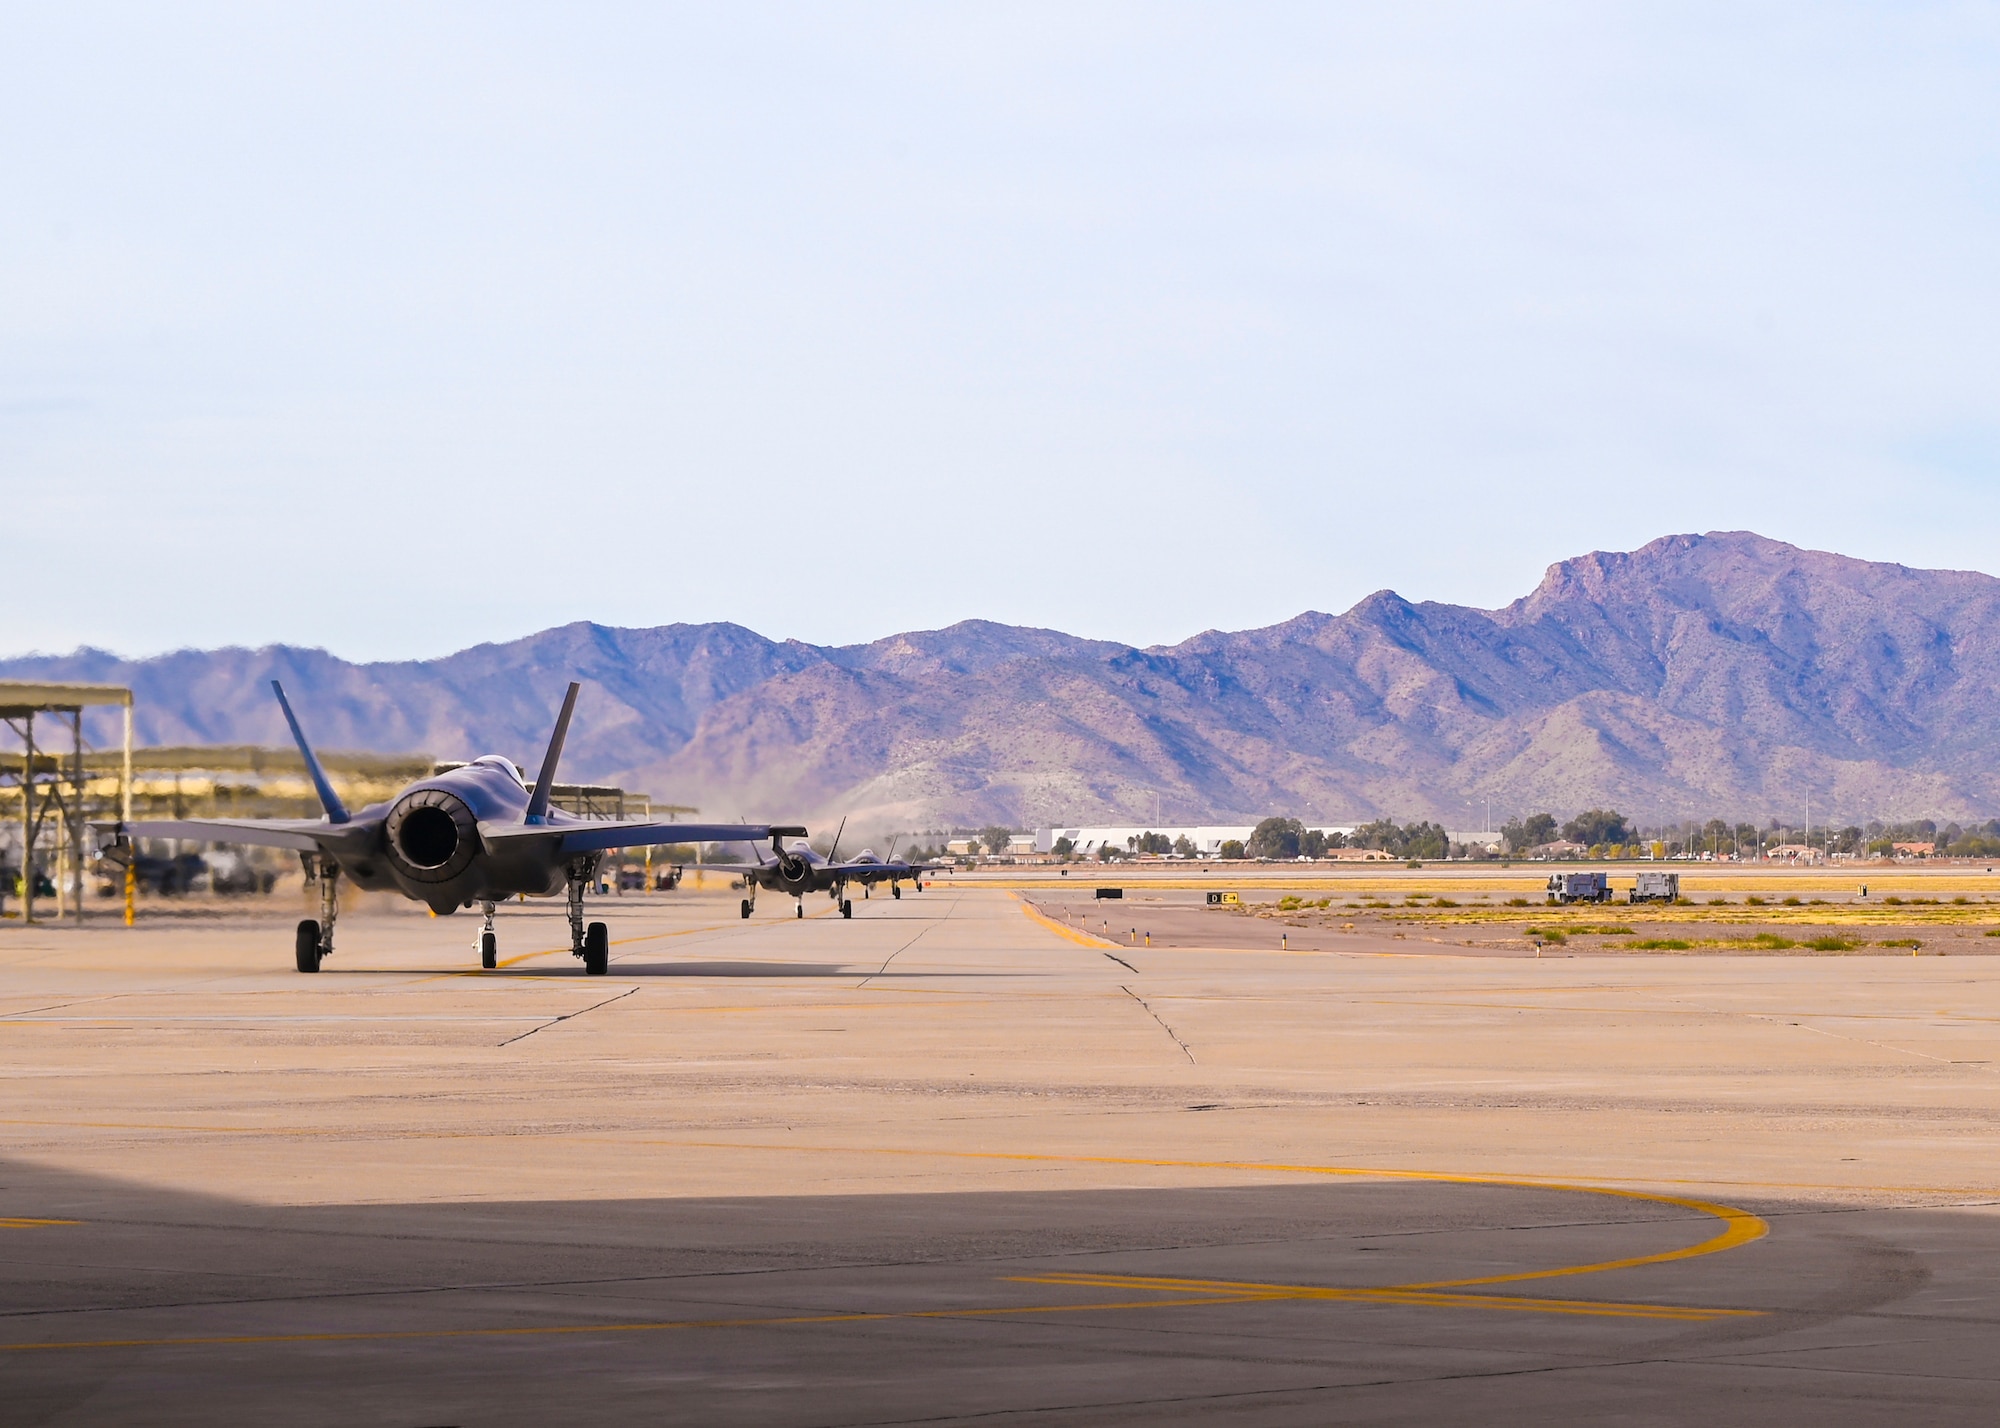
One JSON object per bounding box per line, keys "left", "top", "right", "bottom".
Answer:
{"left": 1014, "top": 893, "right": 1123, "bottom": 948}
{"left": 1012, "top": 1271, "right": 1756, "bottom": 1322}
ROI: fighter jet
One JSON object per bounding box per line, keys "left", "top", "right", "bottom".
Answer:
{"left": 736, "top": 822, "right": 950, "bottom": 920}
{"left": 103, "top": 681, "right": 804, "bottom": 975}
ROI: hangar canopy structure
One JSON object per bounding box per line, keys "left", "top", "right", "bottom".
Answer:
{"left": 0, "top": 681, "right": 132, "bottom": 925}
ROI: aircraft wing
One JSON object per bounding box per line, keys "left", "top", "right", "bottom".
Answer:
{"left": 479, "top": 822, "right": 806, "bottom": 856}
{"left": 824, "top": 859, "right": 952, "bottom": 877}
{"left": 105, "top": 818, "right": 378, "bottom": 854}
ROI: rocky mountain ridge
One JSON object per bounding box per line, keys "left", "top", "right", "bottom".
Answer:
{"left": 6, "top": 532, "right": 1995, "bottom": 829}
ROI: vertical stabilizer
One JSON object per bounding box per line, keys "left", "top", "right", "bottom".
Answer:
{"left": 270, "top": 681, "right": 350, "bottom": 825}
{"left": 523, "top": 682, "right": 582, "bottom": 824}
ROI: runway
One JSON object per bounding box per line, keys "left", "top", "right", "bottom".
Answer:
{"left": 2, "top": 884, "right": 1999, "bottom": 1423}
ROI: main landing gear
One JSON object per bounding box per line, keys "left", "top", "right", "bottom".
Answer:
{"left": 479, "top": 900, "right": 498, "bottom": 970}
{"left": 741, "top": 883, "right": 756, "bottom": 919}
{"left": 840, "top": 898, "right": 852, "bottom": 918}
{"left": 565, "top": 859, "right": 609, "bottom": 975}
{"left": 891, "top": 882, "right": 901, "bottom": 900}
{"left": 295, "top": 857, "right": 338, "bottom": 973}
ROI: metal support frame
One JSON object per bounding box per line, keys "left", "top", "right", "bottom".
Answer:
{"left": 1, "top": 683, "right": 131, "bottom": 929}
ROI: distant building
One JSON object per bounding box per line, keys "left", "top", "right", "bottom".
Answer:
{"left": 1765, "top": 844, "right": 1825, "bottom": 863}
{"left": 1893, "top": 841, "right": 1937, "bottom": 858}
{"left": 1035, "top": 825, "right": 1356, "bottom": 858}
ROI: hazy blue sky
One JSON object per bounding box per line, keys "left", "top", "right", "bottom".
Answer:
{"left": 4, "top": 4, "right": 1998, "bottom": 659}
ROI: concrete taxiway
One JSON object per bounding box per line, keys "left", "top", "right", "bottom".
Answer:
{"left": 3, "top": 884, "right": 1999, "bottom": 1424}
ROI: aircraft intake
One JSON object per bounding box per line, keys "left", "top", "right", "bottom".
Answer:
{"left": 384, "top": 788, "right": 480, "bottom": 884}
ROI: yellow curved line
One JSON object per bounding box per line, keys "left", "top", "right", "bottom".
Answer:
{"left": 1397, "top": 1183, "right": 1766, "bottom": 1288}
{"left": 589, "top": 1137, "right": 1767, "bottom": 1286}
{"left": 967, "top": 1151, "right": 1769, "bottom": 1287}
{"left": 1013, "top": 1272, "right": 1757, "bottom": 1320}
{"left": 1012, "top": 892, "right": 1123, "bottom": 948}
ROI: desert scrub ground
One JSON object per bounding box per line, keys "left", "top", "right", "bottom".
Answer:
{"left": 1240, "top": 874, "right": 2000, "bottom": 954}
{"left": 1263, "top": 882, "right": 2000, "bottom": 929}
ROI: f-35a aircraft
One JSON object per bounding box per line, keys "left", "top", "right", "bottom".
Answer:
{"left": 105, "top": 681, "right": 803, "bottom": 975}
{"left": 736, "top": 823, "right": 950, "bottom": 920}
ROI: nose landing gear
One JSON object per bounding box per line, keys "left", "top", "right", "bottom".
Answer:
{"left": 478, "top": 900, "right": 498, "bottom": 969}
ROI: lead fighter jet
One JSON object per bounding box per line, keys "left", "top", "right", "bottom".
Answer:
{"left": 102, "top": 681, "right": 804, "bottom": 975}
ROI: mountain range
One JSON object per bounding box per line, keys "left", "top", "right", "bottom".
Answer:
{"left": 6, "top": 531, "right": 1998, "bottom": 832}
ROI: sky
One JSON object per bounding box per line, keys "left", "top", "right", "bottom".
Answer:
{"left": 4, "top": 3, "right": 1999, "bottom": 661}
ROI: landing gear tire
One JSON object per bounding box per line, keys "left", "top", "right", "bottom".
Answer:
{"left": 795, "top": 902, "right": 804, "bottom": 919}
{"left": 582, "top": 921, "right": 609, "bottom": 975}
{"left": 481, "top": 931, "right": 498, "bottom": 970}
{"left": 840, "top": 899, "right": 852, "bottom": 918}
{"left": 740, "top": 898, "right": 752, "bottom": 919}
{"left": 295, "top": 920, "right": 322, "bottom": 974}
{"left": 892, "top": 885, "right": 901, "bottom": 900}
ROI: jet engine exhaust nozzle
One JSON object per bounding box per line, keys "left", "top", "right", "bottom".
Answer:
{"left": 384, "top": 789, "right": 479, "bottom": 884}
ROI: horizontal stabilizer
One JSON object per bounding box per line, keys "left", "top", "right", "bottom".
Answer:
{"left": 105, "top": 817, "right": 380, "bottom": 854}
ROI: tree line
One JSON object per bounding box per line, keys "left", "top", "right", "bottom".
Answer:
{"left": 887, "top": 811, "right": 2000, "bottom": 866}
{"left": 1496, "top": 810, "right": 2000, "bottom": 859}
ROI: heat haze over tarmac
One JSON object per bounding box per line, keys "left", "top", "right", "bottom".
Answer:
{"left": 2, "top": 877, "right": 1998, "bottom": 1424}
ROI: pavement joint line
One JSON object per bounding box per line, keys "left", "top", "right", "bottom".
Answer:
{"left": 1118, "top": 985, "right": 1196, "bottom": 1063}
{"left": 854, "top": 901, "right": 949, "bottom": 989}
{"left": 495, "top": 987, "right": 640, "bottom": 1047}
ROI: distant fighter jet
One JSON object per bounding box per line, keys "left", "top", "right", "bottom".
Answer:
{"left": 103, "top": 681, "right": 803, "bottom": 975}
{"left": 736, "top": 822, "right": 950, "bottom": 920}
